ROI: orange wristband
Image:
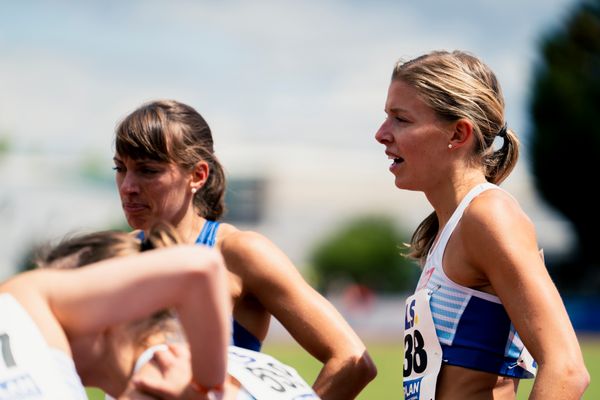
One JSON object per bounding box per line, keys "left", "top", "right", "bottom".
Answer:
{"left": 190, "top": 379, "right": 224, "bottom": 396}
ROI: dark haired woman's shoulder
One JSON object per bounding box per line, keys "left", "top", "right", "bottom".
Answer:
{"left": 219, "top": 225, "right": 272, "bottom": 256}
{"left": 218, "top": 225, "right": 286, "bottom": 277}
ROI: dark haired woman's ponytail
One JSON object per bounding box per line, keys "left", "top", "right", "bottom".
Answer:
{"left": 193, "top": 151, "right": 227, "bottom": 221}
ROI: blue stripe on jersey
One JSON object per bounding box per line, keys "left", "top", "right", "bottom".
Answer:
{"left": 452, "top": 296, "right": 511, "bottom": 353}
{"left": 441, "top": 343, "right": 533, "bottom": 378}
{"left": 436, "top": 295, "right": 534, "bottom": 378}
{"left": 231, "top": 320, "right": 262, "bottom": 352}
{"left": 196, "top": 220, "right": 262, "bottom": 352}
{"left": 425, "top": 267, "right": 534, "bottom": 378}
{"left": 505, "top": 325, "right": 523, "bottom": 359}
{"left": 427, "top": 276, "right": 470, "bottom": 345}
{"left": 196, "top": 220, "right": 220, "bottom": 246}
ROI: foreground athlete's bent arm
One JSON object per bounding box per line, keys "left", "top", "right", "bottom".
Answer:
{"left": 1, "top": 245, "right": 231, "bottom": 393}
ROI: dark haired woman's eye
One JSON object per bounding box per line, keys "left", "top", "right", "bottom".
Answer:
{"left": 112, "top": 166, "right": 124, "bottom": 173}
{"left": 141, "top": 168, "right": 159, "bottom": 175}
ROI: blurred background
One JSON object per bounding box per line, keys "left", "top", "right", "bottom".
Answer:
{"left": 1, "top": 0, "right": 598, "bottom": 398}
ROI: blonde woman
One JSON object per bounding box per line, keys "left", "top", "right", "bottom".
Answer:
{"left": 375, "top": 50, "right": 589, "bottom": 399}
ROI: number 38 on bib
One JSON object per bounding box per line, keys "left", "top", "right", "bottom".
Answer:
{"left": 403, "top": 290, "right": 442, "bottom": 400}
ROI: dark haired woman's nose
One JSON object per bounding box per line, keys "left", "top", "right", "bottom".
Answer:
{"left": 119, "top": 173, "right": 139, "bottom": 195}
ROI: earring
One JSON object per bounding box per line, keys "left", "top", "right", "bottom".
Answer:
{"left": 448, "top": 143, "right": 453, "bottom": 149}
{"left": 191, "top": 188, "right": 197, "bottom": 194}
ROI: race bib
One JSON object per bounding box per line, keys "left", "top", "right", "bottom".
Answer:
{"left": 227, "top": 346, "right": 320, "bottom": 400}
{"left": 403, "top": 290, "right": 442, "bottom": 400}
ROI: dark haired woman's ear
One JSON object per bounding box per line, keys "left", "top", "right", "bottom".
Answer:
{"left": 191, "top": 161, "right": 210, "bottom": 189}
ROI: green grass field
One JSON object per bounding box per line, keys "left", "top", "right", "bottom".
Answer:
{"left": 263, "top": 336, "right": 599, "bottom": 399}
{"left": 86, "top": 336, "right": 598, "bottom": 399}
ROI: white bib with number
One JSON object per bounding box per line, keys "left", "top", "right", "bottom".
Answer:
{"left": 227, "top": 346, "right": 320, "bottom": 400}
{"left": 403, "top": 289, "right": 443, "bottom": 400}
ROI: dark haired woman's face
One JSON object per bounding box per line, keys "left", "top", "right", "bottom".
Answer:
{"left": 113, "top": 155, "right": 194, "bottom": 231}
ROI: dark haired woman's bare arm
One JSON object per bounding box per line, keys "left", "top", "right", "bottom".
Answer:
{"left": 222, "top": 231, "right": 377, "bottom": 400}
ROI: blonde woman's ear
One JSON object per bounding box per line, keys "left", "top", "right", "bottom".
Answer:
{"left": 451, "top": 119, "right": 473, "bottom": 145}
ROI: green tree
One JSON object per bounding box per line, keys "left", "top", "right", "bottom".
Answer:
{"left": 309, "top": 215, "right": 419, "bottom": 294}
{"left": 529, "top": 0, "right": 600, "bottom": 292}
{"left": 0, "top": 134, "right": 10, "bottom": 160}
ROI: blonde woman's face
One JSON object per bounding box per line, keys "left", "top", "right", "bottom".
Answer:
{"left": 374, "top": 79, "right": 451, "bottom": 191}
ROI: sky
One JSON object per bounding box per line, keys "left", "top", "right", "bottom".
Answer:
{"left": 0, "top": 0, "right": 581, "bottom": 277}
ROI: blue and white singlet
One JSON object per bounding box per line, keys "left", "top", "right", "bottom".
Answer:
{"left": 415, "top": 182, "right": 536, "bottom": 378}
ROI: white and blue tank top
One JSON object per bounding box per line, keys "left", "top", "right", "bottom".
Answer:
{"left": 416, "top": 182, "right": 536, "bottom": 378}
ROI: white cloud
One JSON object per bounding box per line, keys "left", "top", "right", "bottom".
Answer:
{"left": 0, "top": 0, "right": 578, "bottom": 150}
{"left": 0, "top": 0, "right": 581, "bottom": 276}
